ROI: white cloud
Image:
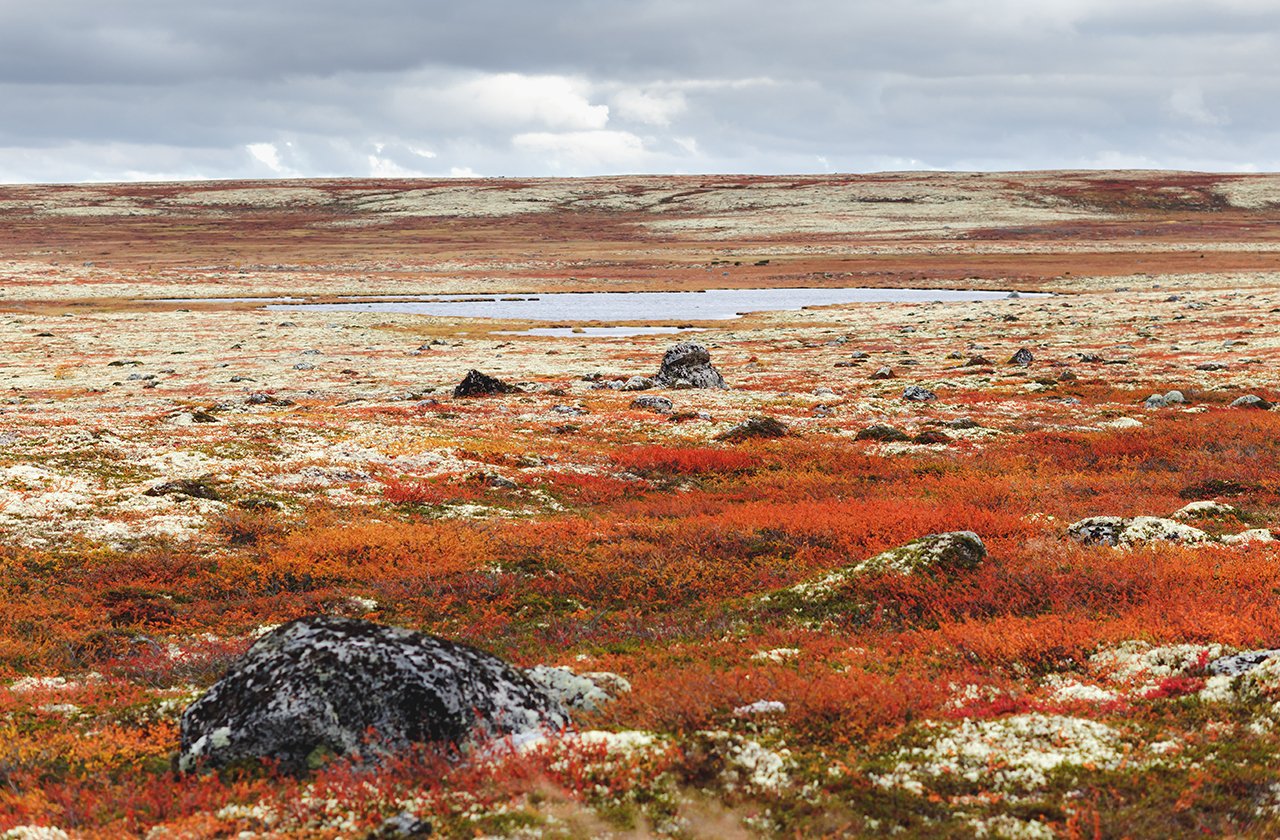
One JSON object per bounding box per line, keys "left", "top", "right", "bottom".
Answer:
{"left": 512, "top": 130, "right": 648, "bottom": 171}
{"left": 610, "top": 88, "right": 686, "bottom": 126}
{"left": 246, "top": 142, "right": 283, "bottom": 172}
{"left": 437, "top": 73, "right": 609, "bottom": 131}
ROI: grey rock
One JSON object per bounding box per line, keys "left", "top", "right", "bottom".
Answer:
{"left": 630, "top": 395, "right": 674, "bottom": 414}
{"left": 179, "top": 617, "right": 568, "bottom": 774}
{"left": 654, "top": 342, "right": 727, "bottom": 389}
{"left": 1067, "top": 516, "right": 1210, "bottom": 547}
{"left": 715, "top": 415, "right": 789, "bottom": 442}
{"left": 369, "top": 812, "right": 433, "bottom": 839}
{"left": 1208, "top": 650, "right": 1280, "bottom": 677}
{"left": 621, "top": 376, "right": 654, "bottom": 392}
{"left": 902, "top": 385, "right": 937, "bottom": 402}
{"left": 869, "top": 366, "right": 895, "bottom": 380}
{"left": 1197, "top": 362, "right": 1228, "bottom": 371}
{"left": 1009, "top": 348, "right": 1034, "bottom": 366}
{"left": 855, "top": 424, "right": 910, "bottom": 442}
{"left": 1231, "top": 394, "right": 1273, "bottom": 410}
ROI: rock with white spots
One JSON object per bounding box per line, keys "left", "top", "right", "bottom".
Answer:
{"left": 179, "top": 617, "right": 568, "bottom": 774}
{"left": 1067, "top": 516, "right": 1209, "bottom": 547}
{"left": 654, "top": 342, "right": 727, "bottom": 389}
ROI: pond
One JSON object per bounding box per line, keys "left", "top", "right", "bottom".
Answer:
{"left": 264, "top": 287, "right": 1039, "bottom": 328}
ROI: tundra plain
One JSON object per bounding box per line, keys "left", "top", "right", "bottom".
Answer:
{"left": 4, "top": 171, "right": 1280, "bottom": 837}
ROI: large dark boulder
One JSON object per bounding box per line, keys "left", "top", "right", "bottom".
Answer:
{"left": 453, "top": 370, "right": 519, "bottom": 398}
{"left": 654, "top": 342, "right": 727, "bottom": 389}
{"left": 178, "top": 617, "right": 568, "bottom": 774}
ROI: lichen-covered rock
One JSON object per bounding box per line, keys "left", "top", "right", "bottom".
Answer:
{"left": 525, "top": 666, "right": 631, "bottom": 713}
{"left": 855, "top": 424, "right": 910, "bottom": 442}
{"left": 1231, "top": 394, "right": 1273, "bottom": 410}
{"left": 630, "top": 395, "right": 673, "bottom": 414}
{"left": 901, "top": 385, "right": 937, "bottom": 402}
{"left": 785, "top": 532, "right": 986, "bottom": 601}
{"left": 1009, "top": 348, "right": 1034, "bottom": 366}
{"left": 714, "top": 415, "right": 788, "bottom": 442}
{"left": 178, "top": 617, "right": 568, "bottom": 774}
{"left": 452, "top": 369, "right": 518, "bottom": 398}
{"left": 1067, "top": 516, "right": 1209, "bottom": 546}
{"left": 653, "top": 342, "right": 727, "bottom": 389}
{"left": 1172, "top": 500, "right": 1238, "bottom": 520}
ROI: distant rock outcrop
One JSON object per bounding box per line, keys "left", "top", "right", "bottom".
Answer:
{"left": 179, "top": 617, "right": 568, "bottom": 774}
{"left": 654, "top": 342, "right": 727, "bottom": 389}
{"left": 453, "top": 370, "right": 519, "bottom": 398}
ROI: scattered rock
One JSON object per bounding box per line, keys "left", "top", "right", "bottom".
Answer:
{"left": 179, "top": 617, "right": 568, "bottom": 774}
{"left": 1009, "top": 348, "right": 1034, "bottom": 366}
{"left": 1221, "top": 529, "right": 1276, "bottom": 545}
{"left": 792, "top": 532, "right": 987, "bottom": 597}
{"left": 525, "top": 666, "right": 631, "bottom": 713}
{"left": 855, "top": 424, "right": 910, "bottom": 442}
{"left": 912, "top": 429, "right": 952, "bottom": 445}
{"left": 1067, "top": 516, "right": 1209, "bottom": 547}
{"left": 654, "top": 342, "right": 727, "bottom": 389}
{"left": 191, "top": 409, "right": 219, "bottom": 423}
{"left": 621, "top": 376, "right": 654, "bottom": 392}
{"left": 902, "top": 385, "right": 937, "bottom": 402}
{"left": 453, "top": 370, "right": 519, "bottom": 398}
{"left": 1196, "top": 362, "right": 1228, "bottom": 371}
{"left": 1172, "top": 501, "right": 1237, "bottom": 521}
{"left": 965, "top": 355, "right": 994, "bottom": 367}
{"left": 143, "top": 478, "right": 223, "bottom": 501}
{"left": 1208, "top": 649, "right": 1280, "bottom": 677}
{"left": 368, "top": 812, "right": 433, "bottom": 839}
{"left": 1144, "top": 390, "right": 1186, "bottom": 409}
{"left": 1231, "top": 394, "right": 1273, "bottom": 410}
{"left": 869, "top": 366, "right": 894, "bottom": 380}
{"left": 715, "top": 415, "right": 789, "bottom": 442}
{"left": 630, "top": 395, "right": 674, "bottom": 414}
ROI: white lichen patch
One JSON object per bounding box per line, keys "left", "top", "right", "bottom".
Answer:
{"left": 750, "top": 647, "right": 801, "bottom": 663}
{"left": 525, "top": 665, "right": 631, "bottom": 713}
{"left": 873, "top": 715, "right": 1125, "bottom": 793}
{"left": 1042, "top": 675, "right": 1120, "bottom": 704}
{"left": 970, "top": 814, "right": 1056, "bottom": 839}
{"left": 1089, "top": 640, "right": 1226, "bottom": 687}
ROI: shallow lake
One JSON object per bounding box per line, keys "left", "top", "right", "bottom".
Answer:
{"left": 265, "top": 287, "right": 1038, "bottom": 328}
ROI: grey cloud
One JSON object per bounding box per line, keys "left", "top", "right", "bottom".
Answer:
{"left": 1, "top": 0, "right": 1278, "bottom": 181}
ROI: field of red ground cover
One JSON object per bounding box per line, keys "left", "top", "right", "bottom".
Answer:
{"left": 3, "top": 172, "right": 1280, "bottom": 837}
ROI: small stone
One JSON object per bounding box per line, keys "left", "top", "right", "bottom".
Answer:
{"left": 965, "top": 355, "right": 994, "bottom": 367}
{"left": 1197, "top": 362, "right": 1228, "bottom": 371}
{"left": 902, "top": 385, "right": 937, "bottom": 402}
{"left": 621, "top": 376, "right": 654, "bottom": 392}
{"left": 1009, "top": 348, "right": 1034, "bottom": 366}
{"left": 912, "top": 429, "right": 952, "bottom": 445}
{"left": 869, "top": 366, "right": 895, "bottom": 380}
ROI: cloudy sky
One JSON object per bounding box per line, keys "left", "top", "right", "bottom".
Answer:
{"left": 1, "top": 0, "right": 1277, "bottom": 182}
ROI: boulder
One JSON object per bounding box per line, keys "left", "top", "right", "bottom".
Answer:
{"left": 787, "top": 532, "right": 987, "bottom": 600}
{"left": 654, "top": 342, "right": 727, "bottom": 389}
{"left": 179, "top": 617, "right": 568, "bottom": 774}
{"left": 453, "top": 370, "right": 519, "bottom": 398}
{"left": 1231, "top": 394, "right": 1273, "bottom": 410}
{"left": 855, "top": 424, "right": 910, "bottom": 442}
{"left": 902, "top": 385, "right": 937, "bottom": 402}
{"left": 715, "top": 415, "right": 789, "bottom": 442}
{"left": 630, "top": 395, "right": 674, "bottom": 414}
{"left": 1067, "top": 516, "right": 1210, "bottom": 547}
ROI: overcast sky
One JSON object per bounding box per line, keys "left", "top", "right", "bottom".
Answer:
{"left": 1, "top": 0, "right": 1277, "bottom": 183}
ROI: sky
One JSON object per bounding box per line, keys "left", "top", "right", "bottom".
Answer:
{"left": 1, "top": 0, "right": 1277, "bottom": 183}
